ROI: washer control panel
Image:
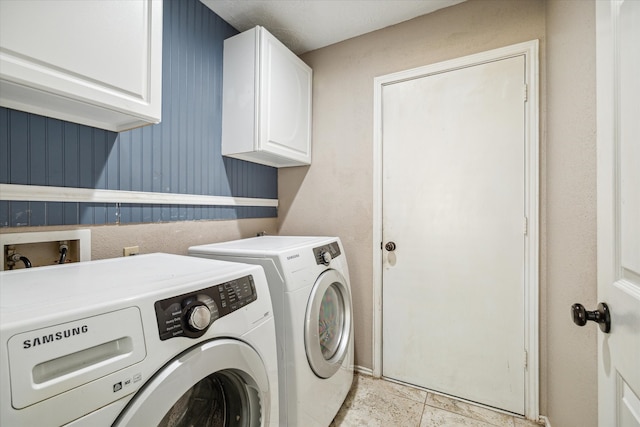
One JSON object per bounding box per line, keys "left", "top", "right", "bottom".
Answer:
{"left": 313, "top": 241, "right": 341, "bottom": 266}
{"left": 154, "top": 275, "right": 257, "bottom": 340}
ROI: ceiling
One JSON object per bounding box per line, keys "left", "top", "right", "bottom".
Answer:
{"left": 200, "top": 0, "right": 466, "bottom": 55}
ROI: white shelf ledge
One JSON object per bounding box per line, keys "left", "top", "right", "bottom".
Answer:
{"left": 0, "top": 184, "right": 278, "bottom": 208}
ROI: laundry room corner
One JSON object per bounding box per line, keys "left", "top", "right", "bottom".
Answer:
{"left": 277, "top": 0, "right": 546, "bottom": 384}
{"left": 277, "top": 1, "right": 600, "bottom": 426}
{"left": 0, "top": 0, "right": 613, "bottom": 425}
{"left": 1, "top": 0, "right": 280, "bottom": 259}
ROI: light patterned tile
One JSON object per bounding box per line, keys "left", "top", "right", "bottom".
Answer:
{"left": 356, "top": 374, "right": 428, "bottom": 404}
{"left": 332, "top": 373, "right": 531, "bottom": 427}
{"left": 420, "top": 405, "right": 498, "bottom": 427}
{"left": 330, "top": 374, "right": 424, "bottom": 427}
{"left": 514, "top": 417, "right": 544, "bottom": 427}
{"left": 425, "top": 393, "right": 515, "bottom": 427}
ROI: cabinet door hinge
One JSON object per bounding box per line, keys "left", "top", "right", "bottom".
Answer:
{"left": 523, "top": 84, "right": 528, "bottom": 102}
{"left": 523, "top": 217, "right": 528, "bottom": 235}
{"left": 524, "top": 350, "right": 529, "bottom": 369}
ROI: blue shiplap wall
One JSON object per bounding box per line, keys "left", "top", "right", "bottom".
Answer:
{"left": 0, "top": 0, "right": 277, "bottom": 228}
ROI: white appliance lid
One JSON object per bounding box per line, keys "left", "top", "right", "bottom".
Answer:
{"left": 188, "top": 236, "right": 337, "bottom": 256}
{"left": 0, "top": 253, "right": 259, "bottom": 322}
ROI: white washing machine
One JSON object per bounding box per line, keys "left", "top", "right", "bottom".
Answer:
{"left": 0, "top": 253, "right": 278, "bottom": 427}
{"left": 189, "top": 236, "right": 354, "bottom": 427}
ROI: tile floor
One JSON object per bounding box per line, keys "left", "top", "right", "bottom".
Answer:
{"left": 330, "top": 373, "right": 543, "bottom": 427}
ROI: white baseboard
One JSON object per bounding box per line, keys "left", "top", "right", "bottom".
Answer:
{"left": 354, "top": 365, "right": 373, "bottom": 376}
{"left": 539, "top": 415, "right": 552, "bottom": 426}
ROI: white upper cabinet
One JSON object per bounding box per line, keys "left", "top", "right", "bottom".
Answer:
{"left": 0, "top": 0, "right": 162, "bottom": 132}
{"left": 222, "top": 26, "right": 312, "bottom": 168}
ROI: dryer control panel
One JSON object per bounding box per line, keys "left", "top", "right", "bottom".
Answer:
{"left": 154, "top": 275, "right": 257, "bottom": 340}
{"left": 313, "top": 241, "right": 341, "bottom": 266}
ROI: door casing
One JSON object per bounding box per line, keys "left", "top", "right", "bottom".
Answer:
{"left": 372, "top": 40, "right": 540, "bottom": 420}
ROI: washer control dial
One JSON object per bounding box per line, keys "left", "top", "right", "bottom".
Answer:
{"left": 155, "top": 274, "right": 258, "bottom": 341}
{"left": 313, "top": 242, "right": 342, "bottom": 266}
{"left": 321, "top": 251, "right": 332, "bottom": 265}
{"left": 187, "top": 304, "right": 211, "bottom": 331}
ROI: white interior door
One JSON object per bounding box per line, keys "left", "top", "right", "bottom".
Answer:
{"left": 381, "top": 55, "right": 527, "bottom": 414}
{"left": 596, "top": 1, "right": 640, "bottom": 426}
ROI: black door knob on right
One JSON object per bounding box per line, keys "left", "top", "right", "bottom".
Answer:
{"left": 571, "top": 302, "right": 611, "bottom": 333}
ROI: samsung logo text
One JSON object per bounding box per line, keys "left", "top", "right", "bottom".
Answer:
{"left": 23, "top": 325, "right": 89, "bottom": 349}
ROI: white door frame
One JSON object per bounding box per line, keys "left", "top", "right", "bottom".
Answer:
{"left": 372, "top": 40, "right": 540, "bottom": 420}
{"left": 595, "top": 2, "right": 615, "bottom": 423}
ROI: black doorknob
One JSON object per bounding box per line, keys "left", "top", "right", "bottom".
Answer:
{"left": 571, "top": 302, "right": 611, "bottom": 333}
{"left": 385, "top": 241, "right": 396, "bottom": 252}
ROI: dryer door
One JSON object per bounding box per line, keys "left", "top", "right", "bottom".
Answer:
{"left": 304, "top": 269, "right": 352, "bottom": 379}
{"left": 113, "top": 339, "right": 271, "bottom": 427}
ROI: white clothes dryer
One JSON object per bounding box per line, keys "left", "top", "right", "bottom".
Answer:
{"left": 189, "top": 236, "right": 354, "bottom": 427}
{"left": 0, "top": 253, "right": 278, "bottom": 427}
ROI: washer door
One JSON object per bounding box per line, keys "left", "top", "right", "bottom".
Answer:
{"left": 113, "top": 339, "right": 270, "bottom": 427}
{"left": 304, "top": 269, "right": 352, "bottom": 379}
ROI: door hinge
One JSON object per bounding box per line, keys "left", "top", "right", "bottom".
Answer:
{"left": 523, "top": 217, "right": 528, "bottom": 235}
{"left": 524, "top": 350, "right": 528, "bottom": 369}
{"left": 523, "top": 84, "right": 528, "bottom": 102}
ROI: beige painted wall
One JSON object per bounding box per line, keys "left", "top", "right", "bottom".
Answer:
{"left": 279, "top": 0, "right": 597, "bottom": 424}
{"left": 0, "top": 218, "right": 278, "bottom": 260}
{"left": 545, "top": 0, "right": 597, "bottom": 425}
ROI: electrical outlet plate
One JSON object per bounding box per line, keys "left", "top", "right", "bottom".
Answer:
{"left": 123, "top": 246, "right": 140, "bottom": 257}
{"left": 0, "top": 229, "right": 91, "bottom": 271}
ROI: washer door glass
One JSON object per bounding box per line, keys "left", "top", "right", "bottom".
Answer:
{"left": 113, "top": 339, "right": 270, "bottom": 427}
{"left": 319, "top": 284, "right": 345, "bottom": 360}
{"left": 304, "top": 269, "right": 352, "bottom": 379}
{"left": 159, "top": 370, "right": 255, "bottom": 427}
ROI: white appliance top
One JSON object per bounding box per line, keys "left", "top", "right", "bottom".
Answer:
{"left": 189, "top": 235, "right": 337, "bottom": 257}
{"left": 0, "top": 253, "right": 259, "bottom": 326}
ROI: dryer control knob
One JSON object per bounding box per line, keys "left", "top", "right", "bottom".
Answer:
{"left": 321, "top": 251, "right": 332, "bottom": 265}
{"left": 187, "top": 305, "right": 211, "bottom": 331}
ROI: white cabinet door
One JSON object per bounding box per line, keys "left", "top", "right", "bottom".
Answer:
{"left": 258, "top": 30, "right": 312, "bottom": 165}
{"left": 0, "top": 0, "right": 162, "bottom": 132}
{"left": 222, "top": 26, "right": 312, "bottom": 168}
